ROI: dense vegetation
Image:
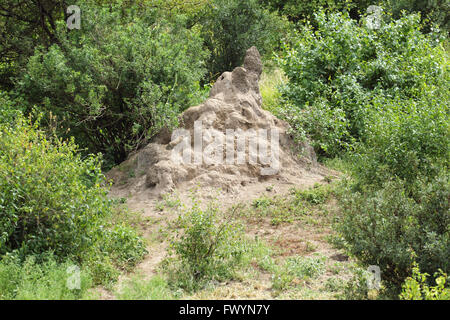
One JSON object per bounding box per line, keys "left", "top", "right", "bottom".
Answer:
{"left": 0, "top": 0, "right": 448, "bottom": 299}
{"left": 274, "top": 9, "right": 448, "bottom": 296}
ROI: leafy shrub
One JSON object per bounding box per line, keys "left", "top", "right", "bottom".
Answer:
{"left": 262, "top": 1, "right": 449, "bottom": 33}
{"left": 338, "top": 177, "right": 450, "bottom": 294}
{"left": 277, "top": 10, "right": 447, "bottom": 157}
{"left": 340, "top": 266, "right": 372, "bottom": 300}
{"left": 19, "top": 1, "right": 207, "bottom": 166}
{"left": 337, "top": 42, "right": 448, "bottom": 296}
{"left": 0, "top": 91, "right": 23, "bottom": 125}
{"left": 385, "top": 0, "right": 450, "bottom": 33}
{"left": 0, "top": 116, "right": 146, "bottom": 278}
{"left": 400, "top": 261, "right": 450, "bottom": 300}
{"left": 261, "top": 0, "right": 356, "bottom": 23}
{"left": 0, "top": 253, "right": 92, "bottom": 300}
{"left": 101, "top": 225, "right": 147, "bottom": 271}
{"left": 352, "top": 95, "right": 449, "bottom": 191}
{"left": 198, "top": 0, "right": 289, "bottom": 83}
{"left": 276, "top": 99, "right": 351, "bottom": 156}
{"left": 163, "top": 201, "right": 245, "bottom": 291}
{"left": 0, "top": 117, "right": 109, "bottom": 258}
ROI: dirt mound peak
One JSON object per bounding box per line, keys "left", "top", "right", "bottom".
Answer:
{"left": 108, "top": 47, "right": 326, "bottom": 198}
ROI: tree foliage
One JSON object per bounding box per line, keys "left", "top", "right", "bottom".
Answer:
{"left": 17, "top": 1, "right": 207, "bottom": 165}
{"left": 198, "top": 0, "right": 289, "bottom": 83}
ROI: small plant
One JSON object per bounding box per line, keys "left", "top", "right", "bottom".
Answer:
{"left": 272, "top": 269, "right": 295, "bottom": 292}
{"left": 117, "top": 275, "right": 179, "bottom": 300}
{"left": 101, "top": 225, "right": 147, "bottom": 271}
{"left": 340, "top": 267, "right": 371, "bottom": 300}
{"left": 292, "top": 184, "right": 331, "bottom": 205}
{"left": 258, "top": 255, "right": 278, "bottom": 273}
{"left": 271, "top": 255, "right": 326, "bottom": 293}
{"left": 400, "top": 261, "right": 450, "bottom": 300}
{"left": 285, "top": 255, "right": 326, "bottom": 280}
{"left": 252, "top": 197, "right": 272, "bottom": 209}
{"left": 0, "top": 253, "right": 93, "bottom": 300}
{"left": 325, "top": 277, "right": 345, "bottom": 293}
{"left": 162, "top": 200, "right": 245, "bottom": 292}
{"left": 305, "top": 241, "right": 317, "bottom": 253}
{"left": 157, "top": 192, "right": 182, "bottom": 211}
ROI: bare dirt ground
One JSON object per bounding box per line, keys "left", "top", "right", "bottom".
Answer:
{"left": 98, "top": 165, "right": 356, "bottom": 300}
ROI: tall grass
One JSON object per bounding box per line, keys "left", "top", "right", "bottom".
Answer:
{"left": 260, "top": 67, "right": 287, "bottom": 114}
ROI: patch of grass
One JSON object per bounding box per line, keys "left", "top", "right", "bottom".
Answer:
{"left": 329, "top": 262, "right": 344, "bottom": 275}
{"left": 110, "top": 203, "right": 144, "bottom": 230}
{"left": 285, "top": 255, "right": 326, "bottom": 280}
{"left": 271, "top": 255, "right": 326, "bottom": 293}
{"left": 252, "top": 196, "right": 272, "bottom": 209}
{"left": 321, "top": 156, "right": 352, "bottom": 174}
{"left": 260, "top": 67, "right": 287, "bottom": 114}
{"left": 156, "top": 191, "right": 182, "bottom": 211}
{"left": 271, "top": 268, "right": 295, "bottom": 292}
{"left": 305, "top": 241, "right": 317, "bottom": 253}
{"left": 291, "top": 183, "right": 332, "bottom": 205}
{"left": 116, "top": 275, "right": 179, "bottom": 300}
{"left": 243, "top": 183, "right": 338, "bottom": 228}
{"left": 0, "top": 254, "right": 93, "bottom": 300}
{"left": 257, "top": 255, "right": 278, "bottom": 273}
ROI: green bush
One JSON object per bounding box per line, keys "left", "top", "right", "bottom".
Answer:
{"left": 101, "top": 225, "right": 148, "bottom": 271}
{"left": 277, "top": 10, "right": 447, "bottom": 157}
{"left": 400, "top": 261, "right": 450, "bottom": 300}
{"left": 340, "top": 265, "right": 372, "bottom": 300}
{"left": 198, "top": 0, "right": 289, "bottom": 83}
{"left": 261, "top": 0, "right": 356, "bottom": 23}
{"left": 338, "top": 177, "right": 449, "bottom": 294}
{"left": 163, "top": 201, "right": 245, "bottom": 291}
{"left": 337, "top": 44, "right": 448, "bottom": 296}
{"left": 385, "top": 0, "right": 450, "bottom": 33}
{"left": 262, "top": 1, "right": 449, "bottom": 33}
{"left": 19, "top": 1, "right": 207, "bottom": 166}
{"left": 352, "top": 95, "right": 449, "bottom": 190}
{"left": 0, "top": 117, "right": 108, "bottom": 258}
{"left": 0, "top": 92, "right": 22, "bottom": 125}
{"left": 0, "top": 253, "right": 93, "bottom": 300}
{"left": 0, "top": 116, "right": 146, "bottom": 274}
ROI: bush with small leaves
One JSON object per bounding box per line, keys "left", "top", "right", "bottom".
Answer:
{"left": 163, "top": 200, "right": 245, "bottom": 291}
{"left": 277, "top": 10, "right": 447, "bottom": 157}
{"left": 400, "top": 261, "right": 450, "bottom": 300}
{"left": 0, "top": 116, "right": 146, "bottom": 284}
